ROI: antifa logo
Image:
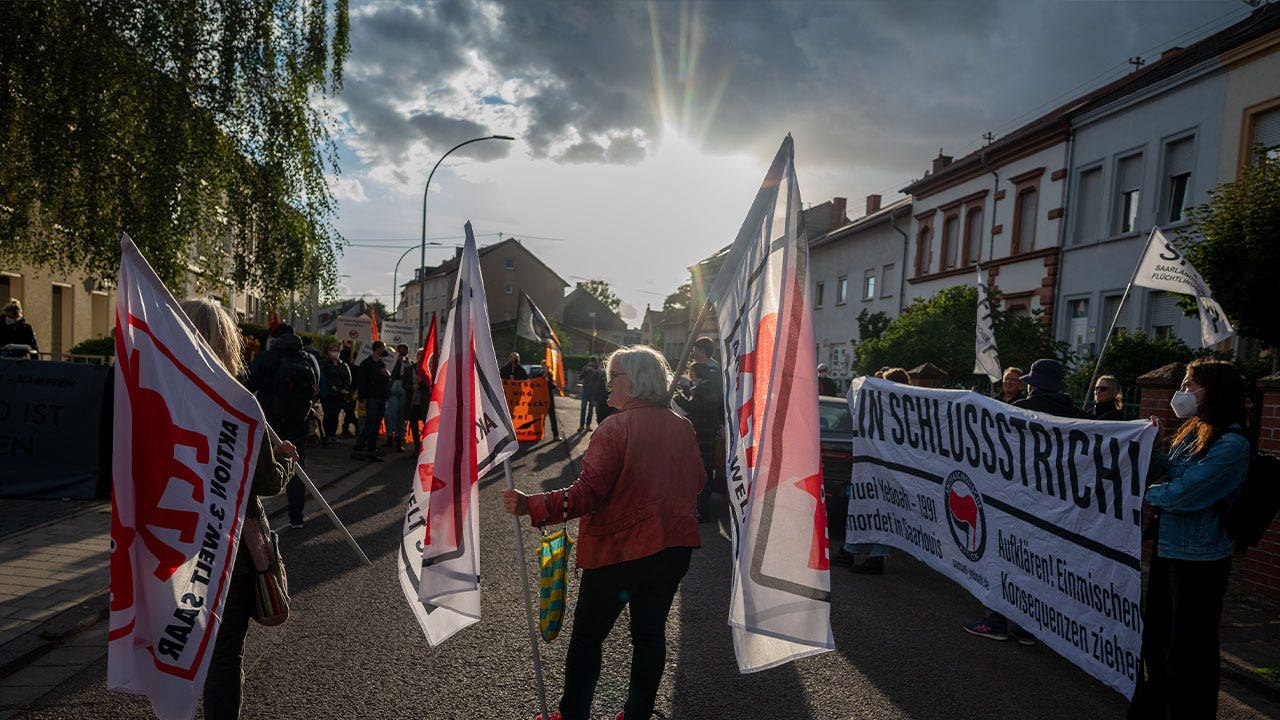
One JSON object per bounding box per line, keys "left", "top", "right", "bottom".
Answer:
{"left": 944, "top": 470, "right": 987, "bottom": 562}
{"left": 120, "top": 347, "right": 209, "bottom": 582}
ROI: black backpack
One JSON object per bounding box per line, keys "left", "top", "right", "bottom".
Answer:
{"left": 1218, "top": 428, "right": 1280, "bottom": 549}
{"left": 269, "top": 350, "right": 318, "bottom": 425}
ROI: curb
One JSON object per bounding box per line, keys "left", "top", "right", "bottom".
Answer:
{"left": 0, "top": 456, "right": 374, "bottom": 682}
{"left": 1220, "top": 650, "right": 1280, "bottom": 703}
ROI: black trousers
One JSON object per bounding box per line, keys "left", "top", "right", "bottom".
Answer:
{"left": 321, "top": 394, "right": 345, "bottom": 439}
{"left": 560, "top": 546, "right": 692, "bottom": 720}
{"left": 203, "top": 570, "right": 255, "bottom": 719}
{"left": 1128, "top": 554, "right": 1232, "bottom": 720}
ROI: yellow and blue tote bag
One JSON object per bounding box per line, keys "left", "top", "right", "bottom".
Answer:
{"left": 538, "top": 529, "right": 573, "bottom": 642}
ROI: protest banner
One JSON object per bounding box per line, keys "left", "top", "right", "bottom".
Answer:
{"left": 1132, "top": 227, "right": 1233, "bottom": 346}
{"left": 398, "top": 222, "right": 518, "bottom": 646}
{"left": 704, "top": 135, "right": 834, "bottom": 673}
{"left": 0, "top": 359, "right": 110, "bottom": 499}
{"left": 381, "top": 320, "right": 418, "bottom": 349}
{"left": 503, "top": 378, "right": 551, "bottom": 442}
{"left": 109, "top": 234, "right": 265, "bottom": 720}
{"left": 847, "top": 376, "right": 1155, "bottom": 697}
{"left": 335, "top": 315, "right": 373, "bottom": 353}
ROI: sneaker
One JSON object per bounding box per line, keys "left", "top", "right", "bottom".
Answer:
{"left": 963, "top": 619, "right": 1009, "bottom": 641}
{"left": 534, "top": 713, "right": 562, "bottom": 720}
{"left": 850, "top": 556, "right": 885, "bottom": 575}
{"left": 616, "top": 713, "right": 625, "bottom": 720}
{"left": 367, "top": 452, "right": 384, "bottom": 462}
{"left": 290, "top": 521, "right": 304, "bottom": 529}
{"left": 829, "top": 549, "right": 857, "bottom": 568}
{"left": 1009, "top": 627, "right": 1036, "bottom": 646}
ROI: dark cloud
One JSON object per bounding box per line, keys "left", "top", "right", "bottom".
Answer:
{"left": 337, "top": 0, "right": 1245, "bottom": 176}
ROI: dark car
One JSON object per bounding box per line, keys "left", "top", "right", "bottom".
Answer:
{"left": 819, "top": 395, "right": 854, "bottom": 541}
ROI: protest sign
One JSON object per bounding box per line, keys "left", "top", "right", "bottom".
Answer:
{"left": 503, "top": 378, "right": 551, "bottom": 442}
{"left": 847, "top": 377, "right": 1155, "bottom": 697}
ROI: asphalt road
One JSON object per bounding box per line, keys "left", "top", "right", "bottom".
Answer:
{"left": 9, "top": 403, "right": 1280, "bottom": 720}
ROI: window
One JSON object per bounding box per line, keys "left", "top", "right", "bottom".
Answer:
{"left": 964, "top": 207, "right": 983, "bottom": 266}
{"left": 1074, "top": 167, "right": 1103, "bottom": 244}
{"left": 1103, "top": 293, "right": 1129, "bottom": 332}
{"left": 880, "top": 264, "right": 894, "bottom": 298}
{"left": 505, "top": 258, "right": 515, "bottom": 270}
{"left": 863, "top": 270, "right": 876, "bottom": 300}
{"left": 941, "top": 214, "right": 960, "bottom": 270}
{"left": 914, "top": 224, "right": 933, "bottom": 276}
{"left": 1012, "top": 187, "right": 1038, "bottom": 254}
{"left": 815, "top": 282, "right": 824, "bottom": 309}
{"left": 1248, "top": 106, "right": 1280, "bottom": 163}
{"left": 836, "top": 276, "right": 848, "bottom": 305}
{"left": 1115, "top": 153, "right": 1143, "bottom": 234}
{"left": 504, "top": 283, "right": 514, "bottom": 295}
{"left": 1149, "top": 291, "right": 1178, "bottom": 338}
{"left": 1162, "top": 137, "right": 1194, "bottom": 224}
{"left": 1068, "top": 299, "right": 1090, "bottom": 354}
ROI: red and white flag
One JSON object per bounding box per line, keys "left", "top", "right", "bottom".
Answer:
{"left": 108, "top": 234, "right": 266, "bottom": 719}
{"left": 708, "top": 136, "right": 834, "bottom": 672}
{"left": 398, "top": 222, "right": 518, "bottom": 645}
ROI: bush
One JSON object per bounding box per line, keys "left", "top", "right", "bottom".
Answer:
{"left": 1062, "top": 328, "right": 1241, "bottom": 404}
{"left": 68, "top": 335, "right": 115, "bottom": 358}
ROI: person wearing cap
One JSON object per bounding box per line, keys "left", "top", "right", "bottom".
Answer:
{"left": 965, "top": 357, "right": 1082, "bottom": 644}
{"left": 817, "top": 363, "right": 840, "bottom": 396}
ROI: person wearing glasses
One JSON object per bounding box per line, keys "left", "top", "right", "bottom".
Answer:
{"left": 1092, "top": 375, "right": 1125, "bottom": 420}
{"left": 502, "top": 346, "right": 705, "bottom": 720}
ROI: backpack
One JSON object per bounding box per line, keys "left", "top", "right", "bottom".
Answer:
{"left": 268, "top": 350, "right": 318, "bottom": 425}
{"left": 1217, "top": 428, "right": 1280, "bottom": 549}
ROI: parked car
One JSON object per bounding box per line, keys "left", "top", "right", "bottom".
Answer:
{"left": 819, "top": 394, "right": 854, "bottom": 542}
{"left": 521, "top": 363, "right": 547, "bottom": 378}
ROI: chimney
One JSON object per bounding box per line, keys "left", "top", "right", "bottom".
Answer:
{"left": 865, "top": 194, "right": 882, "bottom": 215}
{"left": 931, "top": 149, "right": 953, "bottom": 175}
{"left": 831, "top": 197, "right": 847, "bottom": 227}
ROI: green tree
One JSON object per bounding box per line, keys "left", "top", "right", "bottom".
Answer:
{"left": 577, "top": 279, "right": 621, "bottom": 312}
{"left": 856, "top": 309, "right": 890, "bottom": 342}
{"left": 1176, "top": 153, "right": 1280, "bottom": 357}
{"left": 853, "top": 285, "right": 1068, "bottom": 386}
{"left": 0, "top": 0, "right": 350, "bottom": 304}
{"left": 663, "top": 282, "right": 691, "bottom": 314}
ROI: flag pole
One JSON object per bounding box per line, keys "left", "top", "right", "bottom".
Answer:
{"left": 1080, "top": 227, "right": 1157, "bottom": 407}
{"left": 503, "top": 458, "right": 550, "bottom": 719}
{"left": 266, "top": 426, "right": 372, "bottom": 565}
{"left": 665, "top": 293, "right": 716, "bottom": 401}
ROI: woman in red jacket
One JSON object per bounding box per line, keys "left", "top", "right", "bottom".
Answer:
{"left": 503, "top": 345, "right": 706, "bottom": 720}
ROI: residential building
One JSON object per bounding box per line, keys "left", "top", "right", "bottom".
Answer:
{"left": 400, "top": 237, "right": 569, "bottom": 355}
{"left": 1056, "top": 4, "right": 1280, "bottom": 356}
{"left": 562, "top": 286, "right": 629, "bottom": 352}
{"left": 809, "top": 195, "right": 912, "bottom": 383}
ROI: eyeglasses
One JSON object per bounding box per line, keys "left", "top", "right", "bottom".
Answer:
{"left": 1093, "top": 386, "right": 1111, "bottom": 392}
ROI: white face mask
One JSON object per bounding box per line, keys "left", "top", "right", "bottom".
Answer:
{"left": 3, "top": 315, "right": 16, "bottom": 325}
{"left": 1170, "top": 389, "right": 1200, "bottom": 418}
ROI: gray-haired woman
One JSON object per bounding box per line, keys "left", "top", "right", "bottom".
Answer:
{"left": 502, "top": 346, "right": 706, "bottom": 720}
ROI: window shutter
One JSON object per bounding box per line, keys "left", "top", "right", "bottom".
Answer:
{"left": 1076, "top": 168, "right": 1102, "bottom": 243}
{"left": 1166, "top": 138, "right": 1194, "bottom": 177}
{"left": 1254, "top": 108, "right": 1280, "bottom": 151}
{"left": 1149, "top": 292, "right": 1178, "bottom": 328}
{"left": 1118, "top": 155, "right": 1142, "bottom": 190}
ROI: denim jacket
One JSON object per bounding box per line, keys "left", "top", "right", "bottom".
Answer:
{"left": 1145, "top": 425, "right": 1249, "bottom": 561}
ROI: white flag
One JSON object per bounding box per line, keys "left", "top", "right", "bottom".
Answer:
{"left": 707, "top": 135, "right": 834, "bottom": 673}
{"left": 109, "top": 234, "right": 266, "bottom": 720}
{"left": 1132, "top": 228, "right": 1233, "bottom": 346}
{"left": 974, "top": 267, "right": 1001, "bottom": 382}
{"left": 397, "top": 222, "right": 518, "bottom": 645}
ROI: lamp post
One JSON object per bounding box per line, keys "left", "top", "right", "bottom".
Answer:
{"left": 417, "top": 134, "right": 516, "bottom": 340}
{"left": 391, "top": 242, "right": 445, "bottom": 327}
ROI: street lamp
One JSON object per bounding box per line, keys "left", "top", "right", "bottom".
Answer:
{"left": 391, "top": 242, "right": 446, "bottom": 323}
{"left": 417, "top": 134, "right": 516, "bottom": 340}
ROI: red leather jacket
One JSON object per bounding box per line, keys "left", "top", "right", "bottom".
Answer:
{"left": 526, "top": 400, "right": 706, "bottom": 569}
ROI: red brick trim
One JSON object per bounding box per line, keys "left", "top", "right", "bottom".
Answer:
{"left": 1047, "top": 208, "right": 1064, "bottom": 220}
{"left": 1051, "top": 168, "right": 1067, "bottom": 181}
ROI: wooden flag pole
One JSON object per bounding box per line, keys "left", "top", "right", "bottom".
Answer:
{"left": 504, "top": 458, "right": 550, "bottom": 719}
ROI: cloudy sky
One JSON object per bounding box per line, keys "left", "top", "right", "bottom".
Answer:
{"left": 325, "top": 0, "right": 1253, "bottom": 326}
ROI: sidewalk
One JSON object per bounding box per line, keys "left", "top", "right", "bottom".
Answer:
{"left": 0, "top": 434, "right": 393, "bottom": 713}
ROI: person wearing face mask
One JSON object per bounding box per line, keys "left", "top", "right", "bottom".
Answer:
{"left": 0, "top": 299, "right": 39, "bottom": 358}
{"left": 320, "top": 344, "right": 352, "bottom": 447}
{"left": 1127, "top": 360, "right": 1250, "bottom": 720}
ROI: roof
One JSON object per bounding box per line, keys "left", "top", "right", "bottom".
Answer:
{"left": 691, "top": 200, "right": 849, "bottom": 269}
{"left": 403, "top": 237, "right": 569, "bottom": 289}
{"left": 902, "top": 4, "right": 1280, "bottom": 198}
{"left": 810, "top": 197, "right": 912, "bottom": 250}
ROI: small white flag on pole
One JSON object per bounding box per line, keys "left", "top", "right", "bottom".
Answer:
{"left": 974, "top": 266, "right": 1002, "bottom": 382}
{"left": 1132, "top": 228, "right": 1233, "bottom": 347}
{"left": 397, "top": 221, "right": 518, "bottom": 645}
{"left": 707, "top": 135, "right": 834, "bottom": 673}
{"left": 109, "top": 234, "right": 266, "bottom": 720}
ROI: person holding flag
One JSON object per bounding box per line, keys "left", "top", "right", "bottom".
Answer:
{"left": 502, "top": 346, "right": 706, "bottom": 720}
